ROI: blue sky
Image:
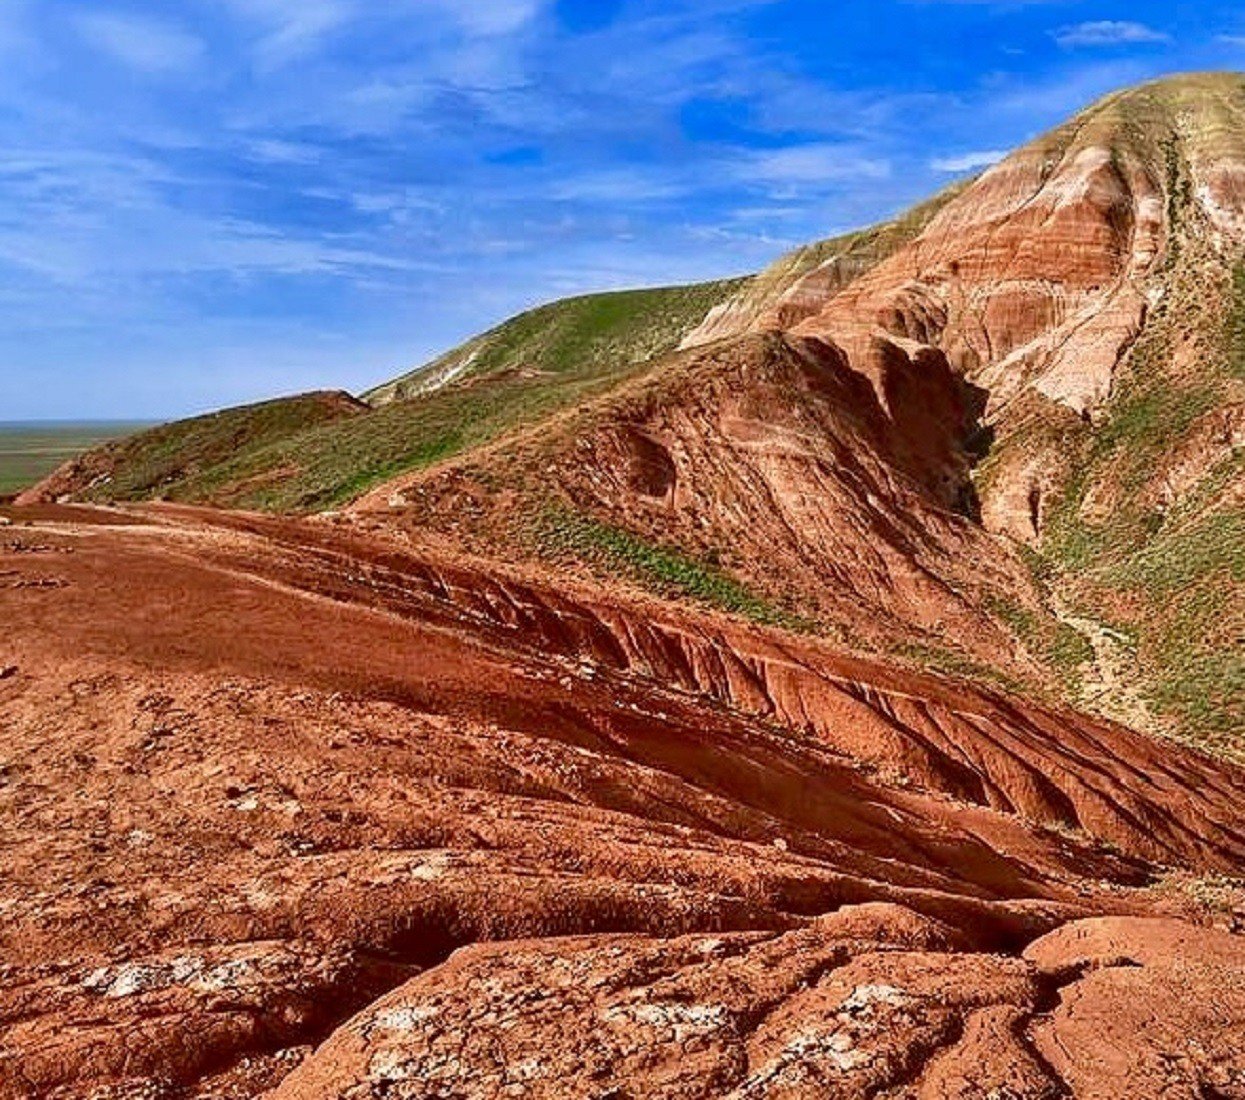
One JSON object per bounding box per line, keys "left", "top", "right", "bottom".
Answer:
{"left": 0, "top": 0, "right": 1242, "bottom": 419}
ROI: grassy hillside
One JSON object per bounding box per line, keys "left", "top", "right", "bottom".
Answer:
{"left": 972, "top": 74, "right": 1245, "bottom": 755}
{"left": 366, "top": 280, "right": 748, "bottom": 405}
{"left": 37, "top": 279, "right": 745, "bottom": 511}
{"left": 1033, "top": 244, "right": 1245, "bottom": 756}
{"left": 35, "top": 392, "right": 366, "bottom": 505}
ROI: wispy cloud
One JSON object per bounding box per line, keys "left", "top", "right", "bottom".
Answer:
{"left": 447, "top": 0, "right": 547, "bottom": 36}
{"left": 930, "top": 149, "right": 1007, "bottom": 173}
{"left": 746, "top": 144, "right": 892, "bottom": 187}
{"left": 246, "top": 139, "right": 322, "bottom": 164}
{"left": 221, "top": 0, "right": 353, "bottom": 69}
{"left": 72, "top": 11, "right": 205, "bottom": 73}
{"left": 549, "top": 168, "right": 686, "bottom": 204}
{"left": 1054, "top": 21, "right": 1169, "bottom": 49}
{"left": 220, "top": 0, "right": 546, "bottom": 69}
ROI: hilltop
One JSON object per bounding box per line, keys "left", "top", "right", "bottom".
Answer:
{"left": 25, "top": 73, "right": 1245, "bottom": 751}
{"left": 5, "top": 73, "right": 1245, "bottom": 1098}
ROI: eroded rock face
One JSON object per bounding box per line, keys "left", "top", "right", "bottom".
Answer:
{"left": 364, "top": 331, "right": 1045, "bottom": 676}
{"left": 1, "top": 505, "right": 1243, "bottom": 1098}
{"left": 691, "top": 78, "right": 1245, "bottom": 439}
{"left": 680, "top": 184, "right": 969, "bottom": 351}
{"left": 795, "top": 139, "right": 1162, "bottom": 427}
{"left": 274, "top": 908, "right": 1245, "bottom": 1099}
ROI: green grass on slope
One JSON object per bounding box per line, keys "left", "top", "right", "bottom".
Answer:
{"left": 366, "top": 280, "right": 747, "bottom": 405}
{"left": 77, "top": 280, "right": 744, "bottom": 512}
{"left": 536, "top": 506, "right": 812, "bottom": 631}
{"left": 1036, "top": 209, "right": 1245, "bottom": 751}
{"left": 75, "top": 394, "right": 364, "bottom": 503}
{"left": 1230, "top": 262, "right": 1245, "bottom": 379}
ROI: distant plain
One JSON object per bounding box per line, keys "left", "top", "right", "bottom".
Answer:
{"left": 0, "top": 423, "right": 149, "bottom": 497}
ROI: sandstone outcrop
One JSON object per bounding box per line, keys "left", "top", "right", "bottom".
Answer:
{"left": 1, "top": 505, "right": 1243, "bottom": 1097}
{"left": 5, "top": 74, "right": 1245, "bottom": 1100}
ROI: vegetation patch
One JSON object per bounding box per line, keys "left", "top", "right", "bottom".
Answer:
{"left": 1229, "top": 261, "right": 1245, "bottom": 379}
{"left": 896, "top": 641, "right": 1027, "bottom": 696}
{"left": 536, "top": 506, "right": 812, "bottom": 631}
{"left": 77, "top": 394, "right": 363, "bottom": 504}
{"left": 1028, "top": 227, "right": 1244, "bottom": 751}
{"left": 367, "top": 279, "right": 747, "bottom": 405}
{"left": 984, "top": 593, "right": 1093, "bottom": 691}
{"left": 67, "top": 279, "right": 746, "bottom": 513}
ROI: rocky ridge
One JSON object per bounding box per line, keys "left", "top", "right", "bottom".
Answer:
{"left": 5, "top": 73, "right": 1245, "bottom": 1098}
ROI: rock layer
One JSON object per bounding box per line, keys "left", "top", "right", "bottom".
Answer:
{"left": 1, "top": 505, "right": 1243, "bottom": 1097}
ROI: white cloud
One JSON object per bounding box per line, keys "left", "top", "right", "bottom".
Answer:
{"left": 1217, "top": 34, "right": 1245, "bottom": 47}
{"left": 930, "top": 149, "right": 1006, "bottom": 173}
{"left": 73, "top": 12, "right": 205, "bottom": 73}
{"left": 247, "top": 138, "right": 321, "bottom": 164}
{"left": 222, "top": 0, "right": 352, "bottom": 68}
{"left": 549, "top": 168, "right": 684, "bottom": 204}
{"left": 220, "top": 0, "right": 545, "bottom": 68}
{"left": 444, "top": 0, "right": 545, "bottom": 36}
{"left": 746, "top": 144, "right": 891, "bottom": 186}
{"left": 1054, "top": 21, "right": 1169, "bottom": 49}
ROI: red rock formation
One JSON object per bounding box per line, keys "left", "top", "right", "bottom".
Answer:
{"left": 1, "top": 505, "right": 1242, "bottom": 1097}
{"left": 4, "top": 74, "right": 1245, "bottom": 1100}
{"left": 274, "top": 909, "right": 1245, "bottom": 1099}
{"left": 363, "top": 331, "right": 1046, "bottom": 676}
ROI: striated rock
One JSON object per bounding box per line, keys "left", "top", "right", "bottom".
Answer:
{"left": 1, "top": 505, "right": 1243, "bottom": 1097}
{"left": 680, "top": 183, "right": 970, "bottom": 350}
{"left": 274, "top": 906, "right": 1245, "bottom": 1099}
{"left": 359, "top": 331, "right": 1047, "bottom": 676}
{"left": 3, "top": 74, "right": 1245, "bottom": 1100}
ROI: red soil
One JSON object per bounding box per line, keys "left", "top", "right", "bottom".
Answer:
{"left": 1, "top": 504, "right": 1243, "bottom": 1098}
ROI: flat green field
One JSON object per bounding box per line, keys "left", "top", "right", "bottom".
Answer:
{"left": 0, "top": 423, "right": 150, "bottom": 497}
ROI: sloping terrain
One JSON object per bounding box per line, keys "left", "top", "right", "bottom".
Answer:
{"left": 367, "top": 280, "right": 749, "bottom": 406}
{"left": 350, "top": 72, "right": 1245, "bottom": 751}
{"left": 22, "top": 392, "right": 367, "bottom": 509}
{"left": 359, "top": 330, "right": 1050, "bottom": 684}
{"left": 1, "top": 505, "right": 1243, "bottom": 1098}
{"left": 778, "top": 72, "right": 1245, "bottom": 751}
{"left": 6, "top": 73, "right": 1245, "bottom": 1099}
{"left": 23, "top": 281, "right": 743, "bottom": 513}
{"left": 32, "top": 76, "right": 1241, "bottom": 749}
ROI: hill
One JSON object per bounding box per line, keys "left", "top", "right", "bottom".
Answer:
{"left": 365, "top": 280, "right": 750, "bottom": 406}
{"left": 5, "top": 72, "right": 1245, "bottom": 1100}
{"left": 24, "top": 74, "right": 1245, "bottom": 749}
{"left": 25, "top": 281, "right": 742, "bottom": 512}
{"left": 349, "top": 73, "right": 1245, "bottom": 751}
{"left": 21, "top": 391, "right": 368, "bottom": 507}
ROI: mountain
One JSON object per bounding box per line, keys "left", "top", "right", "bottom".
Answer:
{"left": 358, "top": 71, "right": 1240, "bottom": 750}
{"left": 5, "top": 73, "right": 1245, "bottom": 1099}
{"left": 25, "top": 75, "right": 1245, "bottom": 748}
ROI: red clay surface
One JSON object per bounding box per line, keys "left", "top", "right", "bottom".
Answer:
{"left": 1, "top": 504, "right": 1243, "bottom": 1098}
